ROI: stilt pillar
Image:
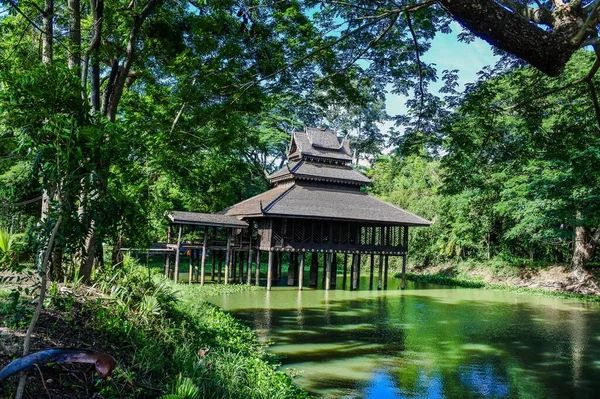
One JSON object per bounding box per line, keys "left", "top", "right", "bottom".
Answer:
{"left": 351, "top": 254, "right": 359, "bottom": 290}
{"left": 331, "top": 254, "right": 337, "bottom": 288}
{"left": 224, "top": 229, "right": 231, "bottom": 285}
{"left": 369, "top": 253, "right": 375, "bottom": 290}
{"left": 309, "top": 252, "right": 318, "bottom": 287}
{"left": 342, "top": 253, "right": 348, "bottom": 289}
{"left": 200, "top": 226, "right": 208, "bottom": 285}
{"left": 401, "top": 254, "right": 407, "bottom": 290}
{"left": 384, "top": 255, "right": 389, "bottom": 290}
{"left": 174, "top": 225, "right": 183, "bottom": 283}
{"left": 298, "top": 252, "right": 305, "bottom": 290}
{"left": 288, "top": 252, "right": 297, "bottom": 286}
{"left": 325, "top": 253, "right": 332, "bottom": 290}
{"left": 267, "top": 251, "right": 274, "bottom": 291}
{"left": 377, "top": 254, "right": 383, "bottom": 290}
{"left": 255, "top": 249, "right": 261, "bottom": 286}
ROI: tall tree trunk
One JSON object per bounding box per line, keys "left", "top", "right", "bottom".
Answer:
{"left": 68, "top": 0, "right": 81, "bottom": 72}
{"left": 571, "top": 212, "right": 600, "bottom": 281}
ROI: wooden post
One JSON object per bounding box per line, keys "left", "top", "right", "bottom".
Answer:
{"left": 267, "top": 250, "right": 274, "bottom": 291}
{"left": 218, "top": 252, "right": 223, "bottom": 283}
{"left": 325, "top": 253, "right": 332, "bottom": 290}
{"left": 298, "top": 252, "right": 305, "bottom": 290}
{"left": 211, "top": 227, "right": 216, "bottom": 281}
{"left": 351, "top": 253, "right": 359, "bottom": 290}
{"left": 331, "top": 253, "right": 337, "bottom": 288}
{"left": 224, "top": 229, "right": 231, "bottom": 285}
{"left": 277, "top": 252, "right": 283, "bottom": 280}
{"left": 401, "top": 254, "right": 407, "bottom": 290}
{"left": 349, "top": 253, "right": 354, "bottom": 289}
{"left": 384, "top": 255, "right": 389, "bottom": 290}
{"left": 377, "top": 254, "right": 383, "bottom": 290}
{"left": 356, "top": 254, "right": 361, "bottom": 289}
{"left": 232, "top": 250, "right": 237, "bottom": 282}
{"left": 164, "top": 225, "right": 172, "bottom": 278}
{"left": 246, "top": 226, "right": 253, "bottom": 285}
{"left": 342, "top": 253, "right": 348, "bottom": 289}
{"left": 287, "top": 252, "right": 297, "bottom": 286}
{"left": 174, "top": 225, "right": 183, "bottom": 283}
{"left": 369, "top": 253, "right": 375, "bottom": 290}
{"left": 309, "top": 252, "right": 318, "bottom": 287}
{"left": 238, "top": 251, "right": 245, "bottom": 284}
{"left": 255, "top": 249, "right": 261, "bottom": 286}
{"left": 188, "top": 246, "right": 194, "bottom": 284}
{"left": 200, "top": 226, "right": 208, "bottom": 285}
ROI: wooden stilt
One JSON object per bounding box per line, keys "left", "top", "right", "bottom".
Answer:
{"left": 349, "top": 253, "right": 354, "bottom": 290}
{"left": 246, "top": 225, "right": 253, "bottom": 285}
{"left": 277, "top": 252, "right": 283, "bottom": 281}
{"left": 384, "top": 255, "right": 389, "bottom": 290}
{"left": 343, "top": 253, "right": 348, "bottom": 289}
{"left": 211, "top": 250, "right": 216, "bottom": 281}
{"left": 325, "top": 253, "right": 332, "bottom": 290}
{"left": 267, "top": 251, "right": 274, "bottom": 291}
{"left": 224, "top": 229, "right": 231, "bottom": 285}
{"left": 377, "top": 254, "right": 383, "bottom": 290}
{"left": 401, "top": 254, "right": 407, "bottom": 290}
{"left": 174, "top": 225, "right": 183, "bottom": 283}
{"left": 309, "top": 252, "right": 318, "bottom": 287}
{"left": 255, "top": 249, "right": 260, "bottom": 286}
{"left": 298, "top": 252, "right": 305, "bottom": 290}
{"left": 232, "top": 250, "right": 237, "bottom": 282}
{"left": 200, "top": 226, "right": 208, "bottom": 285}
{"left": 239, "top": 251, "right": 245, "bottom": 284}
{"left": 351, "top": 253, "right": 359, "bottom": 290}
{"left": 356, "top": 254, "right": 361, "bottom": 289}
{"left": 331, "top": 253, "right": 337, "bottom": 288}
{"left": 165, "top": 225, "right": 172, "bottom": 278}
{"left": 188, "top": 245, "right": 193, "bottom": 285}
{"left": 369, "top": 253, "right": 375, "bottom": 290}
{"left": 218, "top": 252, "right": 223, "bottom": 283}
{"left": 287, "top": 253, "right": 297, "bottom": 286}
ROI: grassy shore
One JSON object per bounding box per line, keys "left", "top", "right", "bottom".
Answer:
{"left": 400, "top": 271, "right": 600, "bottom": 303}
{"left": 0, "top": 256, "right": 311, "bottom": 398}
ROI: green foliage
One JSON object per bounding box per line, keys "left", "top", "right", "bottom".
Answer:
{"left": 86, "top": 256, "right": 310, "bottom": 398}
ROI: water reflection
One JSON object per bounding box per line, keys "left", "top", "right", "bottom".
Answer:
{"left": 207, "top": 278, "right": 600, "bottom": 398}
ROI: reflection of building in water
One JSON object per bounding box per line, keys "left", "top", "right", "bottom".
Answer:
{"left": 162, "top": 127, "right": 430, "bottom": 290}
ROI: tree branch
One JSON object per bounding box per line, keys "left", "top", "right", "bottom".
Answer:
{"left": 406, "top": 11, "right": 425, "bottom": 129}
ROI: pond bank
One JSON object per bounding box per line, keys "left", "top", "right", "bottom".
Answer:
{"left": 0, "top": 258, "right": 310, "bottom": 398}
{"left": 401, "top": 262, "right": 600, "bottom": 300}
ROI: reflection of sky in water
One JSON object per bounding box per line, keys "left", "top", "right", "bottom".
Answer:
{"left": 207, "top": 280, "right": 600, "bottom": 398}
{"left": 459, "top": 363, "right": 509, "bottom": 398}
{"left": 365, "top": 369, "right": 446, "bottom": 399}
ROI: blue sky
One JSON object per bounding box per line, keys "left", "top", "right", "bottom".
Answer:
{"left": 383, "top": 22, "right": 499, "bottom": 130}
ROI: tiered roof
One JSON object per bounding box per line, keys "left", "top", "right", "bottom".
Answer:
{"left": 223, "top": 127, "right": 430, "bottom": 226}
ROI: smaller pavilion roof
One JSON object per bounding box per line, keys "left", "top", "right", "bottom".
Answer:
{"left": 166, "top": 211, "right": 248, "bottom": 228}
{"left": 266, "top": 160, "right": 371, "bottom": 185}
{"left": 288, "top": 128, "right": 352, "bottom": 162}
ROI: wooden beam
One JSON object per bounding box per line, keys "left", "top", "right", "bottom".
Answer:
{"left": 298, "top": 252, "right": 305, "bottom": 290}
{"left": 200, "top": 226, "right": 208, "bottom": 286}
{"left": 267, "top": 250, "right": 274, "bottom": 291}
{"left": 174, "top": 225, "right": 183, "bottom": 283}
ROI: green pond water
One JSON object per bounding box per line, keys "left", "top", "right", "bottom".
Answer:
{"left": 206, "top": 276, "right": 600, "bottom": 398}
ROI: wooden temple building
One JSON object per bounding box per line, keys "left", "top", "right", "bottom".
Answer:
{"left": 163, "top": 127, "right": 430, "bottom": 290}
